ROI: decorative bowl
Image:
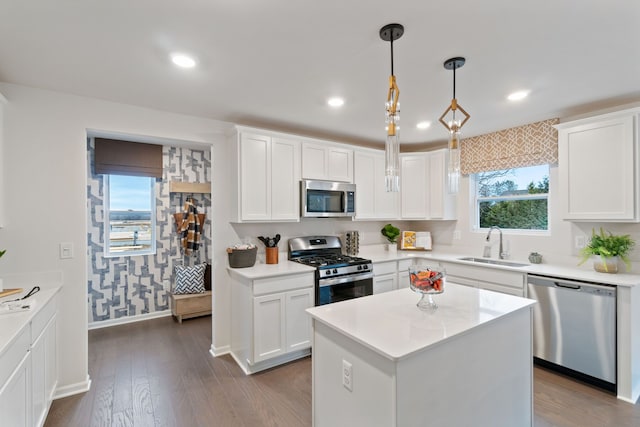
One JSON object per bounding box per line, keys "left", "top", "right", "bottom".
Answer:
{"left": 408, "top": 265, "right": 445, "bottom": 310}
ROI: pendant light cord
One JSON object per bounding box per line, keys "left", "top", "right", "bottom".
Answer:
{"left": 390, "top": 37, "right": 394, "bottom": 76}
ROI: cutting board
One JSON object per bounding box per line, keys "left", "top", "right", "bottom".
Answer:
{"left": 0, "top": 288, "right": 22, "bottom": 298}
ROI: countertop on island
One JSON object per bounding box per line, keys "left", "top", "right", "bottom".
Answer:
{"left": 306, "top": 283, "right": 535, "bottom": 361}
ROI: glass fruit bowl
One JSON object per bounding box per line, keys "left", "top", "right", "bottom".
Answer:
{"left": 408, "top": 265, "right": 445, "bottom": 311}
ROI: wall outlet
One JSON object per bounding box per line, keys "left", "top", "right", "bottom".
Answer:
{"left": 575, "top": 235, "right": 586, "bottom": 249}
{"left": 342, "top": 359, "right": 353, "bottom": 392}
{"left": 59, "top": 242, "right": 74, "bottom": 259}
{"left": 453, "top": 230, "right": 461, "bottom": 240}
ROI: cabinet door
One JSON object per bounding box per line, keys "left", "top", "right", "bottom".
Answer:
{"left": 45, "top": 316, "right": 57, "bottom": 404}
{"left": 373, "top": 274, "right": 396, "bottom": 294}
{"left": 285, "top": 288, "right": 314, "bottom": 352}
{"left": 401, "top": 154, "right": 429, "bottom": 219}
{"left": 240, "top": 133, "right": 271, "bottom": 221}
{"left": 301, "top": 143, "right": 327, "bottom": 180}
{"left": 354, "top": 151, "right": 398, "bottom": 219}
{"left": 31, "top": 329, "right": 46, "bottom": 427}
{"left": 0, "top": 352, "right": 31, "bottom": 427}
{"left": 271, "top": 138, "right": 301, "bottom": 220}
{"left": 429, "top": 150, "right": 456, "bottom": 220}
{"left": 327, "top": 147, "right": 353, "bottom": 182}
{"left": 253, "top": 293, "right": 286, "bottom": 362}
{"left": 559, "top": 114, "right": 637, "bottom": 221}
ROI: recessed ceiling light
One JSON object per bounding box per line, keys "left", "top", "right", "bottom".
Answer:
{"left": 416, "top": 121, "right": 431, "bottom": 130}
{"left": 507, "top": 90, "right": 530, "bottom": 101}
{"left": 171, "top": 53, "right": 196, "bottom": 68}
{"left": 327, "top": 97, "right": 345, "bottom": 107}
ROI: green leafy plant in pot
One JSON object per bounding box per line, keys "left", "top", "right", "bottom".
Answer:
{"left": 579, "top": 228, "right": 635, "bottom": 273}
{"left": 381, "top": 224, "right": 400, "bottom": 251}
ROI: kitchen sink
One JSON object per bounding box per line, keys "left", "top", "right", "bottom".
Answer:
{"left": 457, "top": 257, "right": 529, "bottom": 268}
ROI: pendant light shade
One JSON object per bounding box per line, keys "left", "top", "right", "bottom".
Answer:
{"left": 439, "top": 57, "right": 470, "bottom": 194}
{"left": 380, "top": 23, "right": 404, "bottom": 192}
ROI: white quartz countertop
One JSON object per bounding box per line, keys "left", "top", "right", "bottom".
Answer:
{"left": 0, "top": 287, "right": 60, "bottom": 357}
{"left": 307, "top": 283, "right": 536, "bottom": 361}
{"left": 227, "top": 260, "right": 315, "bottom": 280}
{"left": 360, "top": 248, "right": 640, "bottom": 287}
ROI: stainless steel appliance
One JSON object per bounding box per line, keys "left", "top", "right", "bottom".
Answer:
{"left": 300, "top": 179, "right": 355, "bottom": 218}
{"left": 288, "top": 235, "right": 373, "bottom": 306}
{"left": 527, "top": 274, "right": 616, "bottom": 391}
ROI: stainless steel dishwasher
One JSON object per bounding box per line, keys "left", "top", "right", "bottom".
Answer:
{"left": 527, "top": 274, "right": 616, "bottom": 391}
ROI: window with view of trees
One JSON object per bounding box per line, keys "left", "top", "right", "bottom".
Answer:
{"left": 105, "top": 175, "right": 156, "bottom": 256}
{"left": 473, "top": 165, "right": 549, "bottom": 231}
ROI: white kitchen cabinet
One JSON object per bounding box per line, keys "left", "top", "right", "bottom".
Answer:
{"left": 354, "top": 149, "right": 399, "bottom": 220}
{"left": 397, "top": 259, "right": 413, "bottom": 289}
{"left": 439, "top": 261, "right": 525, "bottom": 296}
{"left": 400, "top": 150, "right": 456, "bottom": 220}
{"left": 0, "top": 289, "right": 59, "bottom": 427}
{"left": 558, "top": 109, "right": 640, "bottom": 221}
{"left": 0, "top": 91, "right": 7, "bottom": 228}
{"left": 372, "top": 259, "right": 414, "bottom": 293}
{"left": 230, "top": 270, "right": 314, "bottom": 374}
{"left": 302, "top": 142, "right": 353, "bottom": 183}
{"left": 231, "top": 128, "right": 301, "bottom": 222}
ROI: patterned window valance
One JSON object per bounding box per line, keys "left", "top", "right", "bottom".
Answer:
{"left": 460, "top": 118, "right": 559, "bottom": 175}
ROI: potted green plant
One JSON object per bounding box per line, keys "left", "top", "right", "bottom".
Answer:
{"left": 381, "top": 224, "right": 400, "bottom": 253}
{"left": 579, "top": 228, "right": 635, "bottom": 273}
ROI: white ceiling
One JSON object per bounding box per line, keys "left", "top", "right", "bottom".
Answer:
{"left": 1, "top": 0, "right": 639, "bottom": 147}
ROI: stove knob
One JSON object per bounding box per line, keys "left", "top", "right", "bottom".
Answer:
{"left": 325, "top": 270, "right": 331, "bottom": 276}
{"left": 357, "top": 265, "right": 362, "bottom": 271}
{"left": 333, "top": 268, "right": 338, "bottom": 274}
{"left": 363, "top": 265, "right": 369, "bottom": 270}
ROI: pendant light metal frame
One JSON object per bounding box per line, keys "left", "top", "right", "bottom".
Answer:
{"left": 439, "top": 57, "right": 470, "bottom": 132}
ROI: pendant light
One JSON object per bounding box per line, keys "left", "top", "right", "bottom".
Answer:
{"left": 439, "top": 57, "right": 470, "bottom": 194}
{"left": 380, "top": 23, "right": 404, "bottom": 192}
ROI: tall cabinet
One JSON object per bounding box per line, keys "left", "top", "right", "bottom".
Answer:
{"left": 557, "top": 109, "right": 639, "bottom": 221}
{"left": 230, "top": 127, "right": 301, "bottom": 222}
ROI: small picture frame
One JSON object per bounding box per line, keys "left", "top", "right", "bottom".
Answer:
{"left": 400, "top": 231, "right": 432, "bottom": 251}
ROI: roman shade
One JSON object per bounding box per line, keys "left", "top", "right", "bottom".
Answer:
{"left": 460, "top": 118, "right": 559, "bottom": 175}
{"left": 94, "top": 138, "right": 163, "bottom": 177}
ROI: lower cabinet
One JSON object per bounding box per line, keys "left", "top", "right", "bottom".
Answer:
{"left": 230, "top": 271, "right": 314, "bottom": 374}
{"left": 373, "top": 259, "right": 414, "bottom": 294}
{"left": 0, "top": 290, "right": 58, "bottom": 427}
{"left": 439, "top": 262, "right": 525, "bottom": 296}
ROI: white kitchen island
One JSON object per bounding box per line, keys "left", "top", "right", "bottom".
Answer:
{"left": 306, "top": 283, "right": 536, "bottom": 427}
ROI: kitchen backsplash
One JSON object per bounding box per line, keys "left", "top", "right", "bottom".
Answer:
{"left": 87, "top": 139, "right": 211, "bottom": 325}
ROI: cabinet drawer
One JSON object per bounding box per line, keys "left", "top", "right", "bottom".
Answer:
{"left": 253, "top": 273, "right": 314, "bottom": 296}
{"left": 32, "top": 294, "right": 57, "bottom": 341}
{"left": 0, "top": 326, "right": 30, "bottom": 388}
{"left": 397, "top": 259, "right": 413, "bottom": 273}
{"left": 445, "top": 263, "right": 525, "bottom": 290}
{"left": 373, "top": 261, "right": 397, "bottom": 276}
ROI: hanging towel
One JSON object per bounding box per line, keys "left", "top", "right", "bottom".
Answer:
{"left": 179, "top": 197, "right": 201, "bottom": 256}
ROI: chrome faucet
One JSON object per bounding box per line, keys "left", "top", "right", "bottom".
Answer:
{"left": 485, "top": 226, "right": 506, "bottom": 259}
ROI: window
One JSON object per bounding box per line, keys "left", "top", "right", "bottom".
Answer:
{"left": 105, "top": 175, "right": 156, "bottom": 256}
{"left": 472, "top": 165, "right": 549, "bottom": 231}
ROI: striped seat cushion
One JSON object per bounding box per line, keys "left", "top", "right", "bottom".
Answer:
{"left": 174, "top": 263, "right": 206, "bottom": 294}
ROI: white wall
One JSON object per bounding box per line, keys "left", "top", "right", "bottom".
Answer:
{"left": 0, "top": 82, "right": 236, "bottom": 394}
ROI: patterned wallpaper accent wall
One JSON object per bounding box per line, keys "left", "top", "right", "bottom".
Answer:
{"left": 87, "top": 138, "right": 211, "bottom": 324}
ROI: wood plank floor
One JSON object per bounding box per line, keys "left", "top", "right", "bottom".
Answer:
{"left": 45, "top": 316, "right": 640, "bottom": 427}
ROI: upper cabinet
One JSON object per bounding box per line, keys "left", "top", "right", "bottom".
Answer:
{"left": 0, "top": 91, "right": 6, "bottom": 228}
{"left": 354, "top": 149, "right": 399, "bottom": 220}
{"left": 558, "top": 109, "right": 639, "bottom": 222}
{"left": 400, "top": 149, "right": 456, "bottom": 220}
{"left": 301, "top": 142, "right": 353, "bottom": 183}
{"left": 230, "top": 128, "right": 301, "bottom": 222}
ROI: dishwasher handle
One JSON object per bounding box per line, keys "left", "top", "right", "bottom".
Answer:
{"left": 528, "top": 275, "right": 616, "bottom": 297}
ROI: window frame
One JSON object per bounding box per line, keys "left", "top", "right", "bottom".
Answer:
{"left": 104, "top": 174, "right": 157, "bottom": 257}
{"left": 471, "top": 165, "right": 551, "bottom": 235}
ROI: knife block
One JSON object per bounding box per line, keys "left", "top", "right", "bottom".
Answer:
{"left": 265, "top": 247, "right": 278, "bottom": 264}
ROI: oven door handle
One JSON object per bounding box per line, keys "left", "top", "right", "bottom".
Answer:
{"left": 318, "top": 272, "right": 374, "bottom": 287}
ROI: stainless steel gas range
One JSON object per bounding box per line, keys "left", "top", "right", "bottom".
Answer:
{"left": 288, "top": 235, "right": 373, "bottom": 306}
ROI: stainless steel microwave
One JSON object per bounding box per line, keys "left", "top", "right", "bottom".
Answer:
{"left": 301, "top": 179, "right": 356, "bottom": 218}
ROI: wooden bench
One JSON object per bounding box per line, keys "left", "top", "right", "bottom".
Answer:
{"left": 170, "top": 263, "right": 212, "bottom": 323}
{"left": 171, "top": 291, "right": 212, "bottom": 323}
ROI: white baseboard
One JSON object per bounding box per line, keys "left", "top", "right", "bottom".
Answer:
{"left": 88, "top": 310, "right": 172, "bottom": 330}
{"left": 210, "top": 343, "right": 230, "bottom": 357}
{"left": 53, "top": 375, "right": 92, "bottom": 399}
